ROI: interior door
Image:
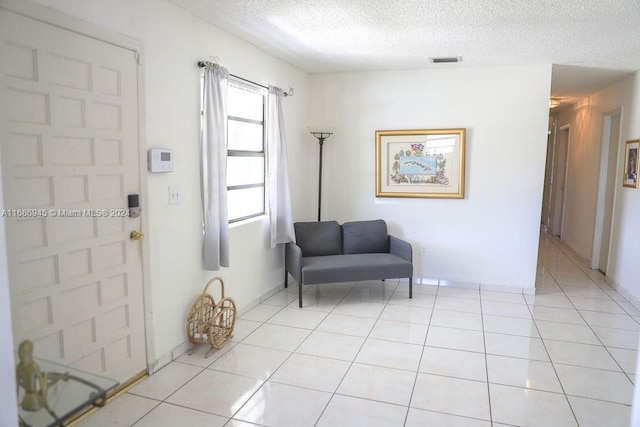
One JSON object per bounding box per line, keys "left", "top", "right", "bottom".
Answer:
{"left": 0, "top": 8, "right": 147, "bottom": 382}
{"left": 599, "top": 113, "right": 621, "bottom": 272}
{"left": 540, "top": 127, "right": 555, "bottom": 232}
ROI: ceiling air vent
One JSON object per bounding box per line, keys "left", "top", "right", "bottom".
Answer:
{"left": 430, "top": 56, "right": 462, "bottom": 64}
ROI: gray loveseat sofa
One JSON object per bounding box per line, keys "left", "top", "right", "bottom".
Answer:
{"left": 285, "top": 219, "right": 413, "bottom": 307}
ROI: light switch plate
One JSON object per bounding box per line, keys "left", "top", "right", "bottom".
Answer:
{"left": 169, "top": 185, "right": 181, "bottom": 205}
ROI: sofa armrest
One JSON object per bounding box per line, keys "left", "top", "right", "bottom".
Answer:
{"left": 389, "top": 235, "right": 412, "bottom": 263}
{"left": 285, "top": 242, "right": 303, "bottom": 284}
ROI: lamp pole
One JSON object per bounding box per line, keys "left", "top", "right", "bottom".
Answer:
{"left": 310, "top": 131, "right": 333, "bottom": 221}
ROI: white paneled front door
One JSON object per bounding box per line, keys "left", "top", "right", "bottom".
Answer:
{"left": 0, "top": 8, "right": 147, "bottom": 382}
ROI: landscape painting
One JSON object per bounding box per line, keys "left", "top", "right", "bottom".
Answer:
{"left": 376, "top": 128, "right": 466, "bottom": 198}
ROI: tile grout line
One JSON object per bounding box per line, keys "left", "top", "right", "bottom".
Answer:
{"left": 218, "top": 290, "right": 296, "bottom": 424}
{"left": 478, "top": 287, "right": 494, "bottom": 425}
{"left": 549, "top": 235, "right": 640, "bottom": 320}
{"left": 534, "top": 235, "right": 635, "bottom": 420}
{"left": 229, "top": 279, "right": 359, "bottom": 426}
{"left": 524, "top": 283, "right": 580, "bottom": 426}
{"left": 544, "top": 237, "right": 636, "bottom": 384}
{"left": 403, "top": 283, "right": 439, "bottom": 426}
{"left": 124, "top": 340, "right": 231, "bottom": 426}
{"left": 311, "top": 279, "right": 403, "bottom": 427}
{"left": 126, "top": 363, "right": 208, "bottom": 426}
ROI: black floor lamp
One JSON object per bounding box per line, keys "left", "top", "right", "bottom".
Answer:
{"left": 308, "top": 127, "right": 335, "bottom": 221}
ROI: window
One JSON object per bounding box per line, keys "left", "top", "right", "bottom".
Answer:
{"left": 226, "top": 80, "right": 266, "bottom": 222}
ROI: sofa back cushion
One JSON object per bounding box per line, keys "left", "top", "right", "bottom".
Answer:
{"left": 342, "top": 219, "right": 389, "bottom": 254}
{"left": 294, "top": 221, "right": 342, "bottom": 257}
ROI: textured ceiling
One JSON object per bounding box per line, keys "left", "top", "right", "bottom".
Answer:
{"left": 170, "top": 0, "right": 640, "bottom": 101}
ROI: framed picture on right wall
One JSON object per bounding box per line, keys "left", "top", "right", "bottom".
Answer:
{"left": 623, "top": 139, "right": 639, "bottom": 188}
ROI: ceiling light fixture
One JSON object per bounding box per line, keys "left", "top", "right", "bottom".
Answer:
{"left": 549, "top": 98, "right": 561, "bottom": 109}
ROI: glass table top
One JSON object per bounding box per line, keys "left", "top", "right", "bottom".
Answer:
{"left": 18, "top": 357, "right": 119, "bottom": 427}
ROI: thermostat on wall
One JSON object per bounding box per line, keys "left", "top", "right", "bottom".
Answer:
{"left": 147, "top": 148, "right": 173, "bottom": 173}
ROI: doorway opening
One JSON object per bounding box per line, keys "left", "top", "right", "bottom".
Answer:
{"left": 542, "top": 120, "right": 571, "bottom": 238}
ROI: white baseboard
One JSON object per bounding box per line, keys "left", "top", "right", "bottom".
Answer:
{"left": 552, "top": 237, "right": 640, "bottom": 309}
{"left": 611, "top": 283, "right": 640, "bottom": 313}
{"left": 148, "top": 340, "right": 191, "bottom": 375}
{"left": 415, "top": 277, "right": 439, "bottom": 285}
{"left": 414, "top": 276, "right": 533, "bottom": 295}
{"left": 481, "top": 282, "right": 535, "bottom": 295}
{"left": 438, "top": 279, "right": 480, "bottom": 290}
{"left": 236, "top": 282, "right": 284, "bottom": 317}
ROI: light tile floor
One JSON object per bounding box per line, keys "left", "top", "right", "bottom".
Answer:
{"left": 79, "top": 235, "right": 637, "bottom": 426}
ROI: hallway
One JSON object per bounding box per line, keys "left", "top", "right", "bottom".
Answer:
{"left": 77, "top": 234, "right": 637, "bottom": 426}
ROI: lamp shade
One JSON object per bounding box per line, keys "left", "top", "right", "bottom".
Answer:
{"left": 549, "top": 98, "right": 561, "bottom": 109}
{"left": 307, "top": 126, "right": 337, "bottom": 139}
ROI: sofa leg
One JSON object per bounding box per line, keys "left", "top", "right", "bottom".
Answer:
{"left": 299, "top": 283, "right": 303, "bottom": 308}
{"left": 284, "top": 271, "right": 288, "bottom": 288}
{"left": 409, "top": 277, "right": 413, "bottom": 299}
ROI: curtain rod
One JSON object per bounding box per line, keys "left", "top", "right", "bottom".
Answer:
{"left": 197, "top": 60, "right": 293, "bottom": 97}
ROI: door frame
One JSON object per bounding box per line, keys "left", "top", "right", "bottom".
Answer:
{"left": 550, "top": 124, "right": 571, "bottom": 237}
{"left": 0, "top": 149, "right": 17, "bottom": 427}
{"left": 541, "top": 117, "right": 557, "bottom": 233}
{"left": 591, "top": 108, "right": 623, "bottom": 271}
{"left": 0, "top": 0, "right": 155, "bottom": 369}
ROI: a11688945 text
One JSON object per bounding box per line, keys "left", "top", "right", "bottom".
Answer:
{"left": 1, "top": 209, "right": 129, "bottom": 218}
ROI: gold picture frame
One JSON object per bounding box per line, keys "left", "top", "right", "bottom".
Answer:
{"left": 623, "top": 139, "right": 639, "bottom": 189}
{"left": 376, "top": 128, "right": 466, "bottom": 198}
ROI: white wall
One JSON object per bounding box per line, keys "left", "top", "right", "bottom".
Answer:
{"left": 24, "top": 0, "right": 312, "bottom": 363}
{"left": 309, "top": 65, "right": 552, "bottom": 291}
{"left": 555, "top": 73, "right": 640, "bottom": 301}
{"left": 556, "top": 82, "right": 627, "bottom": 261}
{"left": 608, "top": 73, "right": 640, "bottom": 298}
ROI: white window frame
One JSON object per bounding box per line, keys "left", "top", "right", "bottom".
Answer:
{"left": 226, "top": 78, "right": 267, "bottom": 223}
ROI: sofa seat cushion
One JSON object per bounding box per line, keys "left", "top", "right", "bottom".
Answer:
{"left": 356, "top": 253, "right": 413, "bottom": 281}
{"left": 301, "top": 253, "right": 412, "bottom": 284}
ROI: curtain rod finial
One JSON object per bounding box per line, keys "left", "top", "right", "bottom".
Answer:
{"left": 198, "top": 56, "right": 220, "bottom": 69}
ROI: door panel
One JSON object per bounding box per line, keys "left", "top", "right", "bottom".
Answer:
{"left": 0, "top": 9, "right": 146, "bottom": 382}
{"left": 599, "top": 114, "right": 621, "bottom": 272}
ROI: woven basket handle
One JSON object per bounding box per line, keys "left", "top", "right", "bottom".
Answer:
{"left": 202, "top": 276, "right": 225, "bottom": 301}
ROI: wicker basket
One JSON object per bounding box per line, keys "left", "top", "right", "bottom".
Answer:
{"left": 186, "top": 277, "right": 236, "bottom": 357}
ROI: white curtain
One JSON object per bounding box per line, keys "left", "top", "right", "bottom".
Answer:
{"left": 200, "top": 65, "right": 230, "bottom": 270}
{"left": 266, "top": 85, "right": 295, "bottom": 248}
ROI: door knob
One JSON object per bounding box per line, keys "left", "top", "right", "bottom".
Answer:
{"left": 130, "top": 230, "right": 144, "bottom": 241}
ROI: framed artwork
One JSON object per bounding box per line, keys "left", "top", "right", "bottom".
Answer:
{"left": 623, "top": 139, "right": 639, "bottom": 189}
{"left": 376, "top": 128, "right": 466, "bottom": 198}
